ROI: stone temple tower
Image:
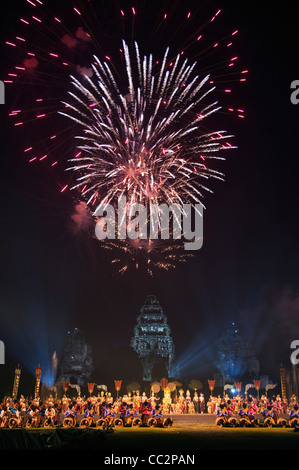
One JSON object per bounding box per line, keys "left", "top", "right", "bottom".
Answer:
{"left": 216, "top": 321, "right": 260, "bottom": 382}
{"left": 131, "top": 295, "right": 175, "bottom": 382}
{"left": 57, "top": 328, "right": 93, "bottom": 387}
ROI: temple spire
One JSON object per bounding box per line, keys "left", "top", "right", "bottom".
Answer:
{"left": 131, "top": 295, "right": 175, "bottom": 381}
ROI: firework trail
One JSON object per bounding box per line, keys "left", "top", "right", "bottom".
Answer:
{"left": 61, "top": 39, "right": 235, "bottom": 214}
{"left": 3, "top": 1, "right": 247, "bottom": 275}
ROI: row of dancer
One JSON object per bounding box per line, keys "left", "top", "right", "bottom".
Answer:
{"left": 216, "top": 398, "right": 299, "bottom": 427}
{"left": 1, "top": 397, "right": 172, "bottom": 429}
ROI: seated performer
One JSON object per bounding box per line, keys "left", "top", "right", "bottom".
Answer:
{"left": 82, "top": 404, "right": 95, "bottom": 426}
{"left": 125, "top": 404, "right": 138, "bottom": 426}
{"left": 151, "top": 404, "right": 163, "bottom": 426}
{"left": 119, "top": 403, "right": 128, "bottom": 425}
{"left": 103, "top": 404, "right": 116, "bottom": 427}
{"left": 0, "top": 406, "right": 6, "bottom": 427}
{"left": 44, "top": 405, "right": 56, "bottom": 426}
{"left": 289, "top": 404, "right": 299, "bottom": 427}
{"left": 239, "top": 403, "right": 255, "bottom": 425}
{"left": 97, "top": 402, "right": 105, "bottom": 419}
{"left": 262, "top": 405, "right": 276, "bottom": 426}
{"left": 216, "top": 403, "right": 226, "bottom": 417}
{"left": 216, "top": 403, "right": 230, "bottom": 426}
{"left": 64, "top": 404, "right": 77, "bottom": 426}
{"left": 140, "top": 401, "right": 152, "bottom": 426}
{"left": 26, "top": 405, "right": 40, "bottom": 427}
{"left": 0, "top": 405, "right": 11, "bottom": 428}
{"left": 8, "top": 406, "right": 22, "bottom": 428}
{"left": 248, "top": 403, "right": 258, "bottom": 424}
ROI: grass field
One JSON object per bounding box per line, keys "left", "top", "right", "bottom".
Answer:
{"left": 97, "top": 423, "right": 299, "bottom": 451}
{"left": 1, "top": 423, "right": 298, "bottom": 454}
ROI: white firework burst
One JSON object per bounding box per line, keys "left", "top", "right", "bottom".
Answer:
{"left": 60, "top": 40, "right": 236, "bottom": 214}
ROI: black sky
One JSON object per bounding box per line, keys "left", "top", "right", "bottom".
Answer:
{"left": 0, "top": 0, "right": 299, "bottom": 394}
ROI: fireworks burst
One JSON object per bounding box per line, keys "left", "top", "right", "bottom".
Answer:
{"left": 62, "top": 40, "right": 235, "bottom": 213}
{"left": 101, "top": 237, "right": 194, "bottom": 277}
{"left": 4, "top": 1, "right": 247, "bottom": 275}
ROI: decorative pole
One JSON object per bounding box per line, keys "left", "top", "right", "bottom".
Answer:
{"left": 208, "top": 380, "right": 215, "bottom": 396}
{"left": 253, "top": 379, "right": 261, "bottom": 400}
{"left": 62, "top": 382, "right": 69, "bottom": 395}
{"left": 12, "top": 366, "right": 21, "bottom": 400}
{"left": 280, "top": 366, "right": 287, "bottom": 400}
{"left": 88, "top": 383, "right": 95, "bottom": 396}
{"left": 114, "top": 380, "right": 122, "bottom": 399}
{"left": 34, "top": 366, "right": 42, "bottom": 400}
{"left": 234, "top": 382, "right": 242, "bottom": 395}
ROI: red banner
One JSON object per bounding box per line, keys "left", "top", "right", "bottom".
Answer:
{"left": 88, "top": 383, "right": 94, "bottom": 394}
{"left": 208, "top": 380, "right": 215, "bottom": 391}
{"left": 62, "top": 382, "right": 69, "bottom": 392}
{"left": 114, "top": 380, "right": 122, "bottom": 391}
{"left": 234, "top": 382, "right": 242, "bottom": 393}
{"left": 254, "top": 379, "right": 261, "bottom": 390}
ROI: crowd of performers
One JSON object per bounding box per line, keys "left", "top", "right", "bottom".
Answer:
{"left": 215, "top": 393, "right": 299, "bottom": 428}
{"left": 0, "top": 390, "right": 174, "bottom": 430}
{"left": 1, "top": 388, "right": 299, "bottom": 429}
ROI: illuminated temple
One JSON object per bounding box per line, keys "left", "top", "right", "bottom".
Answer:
{"left": 57, "top": 328, "right": 93, "bottom": 387}
{"left": 216, "top": 321, "right": 260, "bottom": 383}
{"left": 131, "top": 295, "right": 175, "bottom": 382}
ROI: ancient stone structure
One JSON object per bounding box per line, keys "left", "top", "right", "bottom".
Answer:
{"left": 131, "top": 295, "right": 175, "bottom": 382}
{"left": 216, "top": 321, "right": 260, "bottom": 383}
{"left": 57, "top": 328, "right": 93, "bottom": 387}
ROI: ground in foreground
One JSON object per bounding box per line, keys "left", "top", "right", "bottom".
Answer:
{"left": 1, "top": 423, "right": 298, "bottom": 453}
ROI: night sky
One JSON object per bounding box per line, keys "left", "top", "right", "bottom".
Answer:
{"left": 0, "top": 0, "right": 299, "bottom": 396}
